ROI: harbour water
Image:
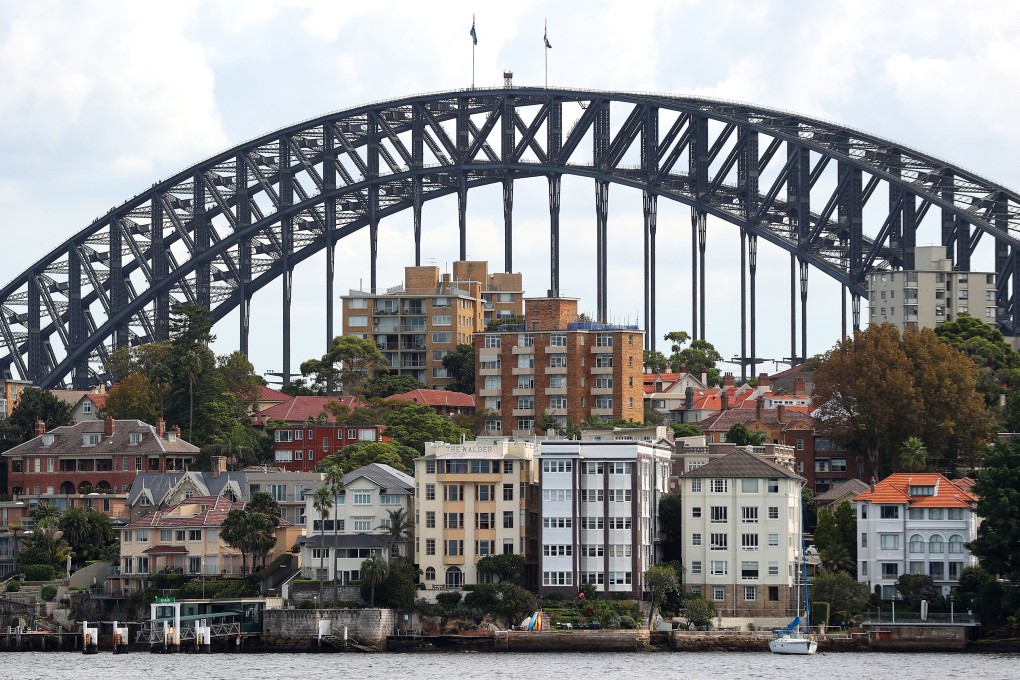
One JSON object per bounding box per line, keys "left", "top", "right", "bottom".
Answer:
{"left": 2, "top": 651, "right": 1016, "bottom": 680}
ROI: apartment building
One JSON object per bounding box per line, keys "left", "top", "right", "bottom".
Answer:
{"left": 867, "top": 245, "right": 998, "bottom": 331}
{"left": 475, "top": 297, "right": 645, "bottom": 437}
{"left": 680, "top": 449, "right": 803, "bottom": 619}
{"left": 270, "top": 422, "right": 388, "bottom": 472}
{"left": 300, "top": 463, "right": 415, "bottom": 583}
{"left": 414, "top": 439, "right": 539, "bottom": 590}
{"left": 0, "top": 377, "right": 32, "bottom": 420}
{"left": 341, "top": 261, "right": 523, "bottom": 389}
{"left": 854, "top": 473, "right": 978, "bottom": 599}
{"left": 537, "top": 439, "right": 671, "bottom": 597}
{"left": 3, "top": 417, "right": 198, "bottom": 497}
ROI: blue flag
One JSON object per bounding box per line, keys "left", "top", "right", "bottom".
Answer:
{"left": 470, "top": 18, "right": 477, "bottom": 45}
{"left": 544, "top": 29, "right": 551, "bottom": 49}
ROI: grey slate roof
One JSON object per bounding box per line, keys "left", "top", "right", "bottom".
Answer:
{"left": 679, "top": 448, "right": 803, "bottom": 481}
{"left": 128, "top": 471, "right": 248, "bottom": 507}
{"left": 2, "top": 419, "right": 199, "bottom": 457}
{"left": 344, "top": 463, "right": 414, "bottom": 493}
{"left": 299, "top": 533, "right": 390, "bottom": 548}
{"left": 815, "top": 478, "right": 870, "bottom": 504}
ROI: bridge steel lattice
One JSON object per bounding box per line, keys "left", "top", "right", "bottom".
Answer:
{"left": 3, "top": 87, "right": 1020, "bottom": 389}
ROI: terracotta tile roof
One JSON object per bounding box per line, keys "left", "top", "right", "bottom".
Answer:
{"left": 697, "top": 406, "right": 815, "bottom": 432}
{"left": 86, "top": 393, "right": 106, "bottom": 408}
{"left": 853, "top": 473, "right": 977, "bottom": 508}
{"left": 254, "top": 396, "right": 364, "bottom": 424}
{"left": 2, "top": 419, "right": 199, "bottom": 457}
{"left": 258, "top": 385, "right": 291, "bottom": 404}
{"left": 387, "top": 389, "right": 474, "bottom": 408}
{"left": 127, "top": 495, "right": 292, "bottom": 529}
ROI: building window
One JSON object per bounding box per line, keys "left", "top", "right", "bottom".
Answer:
{"left": 929, "top": 535, "right": 945, "bottom": 554}
{"left": 768, "top": 506, "right": 779, "bottom": 520}
{"left": 692, "top": 533, "right": 702, "bottom": 546}
{"left": 948, "top": 534, "right": 964, "bottom": 554}
{"left": 881, "top": 563, "right": 899, "bottom": 579}
{"left": 710, "top": 533, "right": 728, "bottom": 550}
{"left": 710, "top": 506, "right": 728, "bottom": 523}
{"left": 880, "top": 506, "right": 900, "bottom": 519}
{"left": 767, "top": 479, "right": 779, "bottom": 493}
{"left": 909, "top": 534, "right": 924, "bottom": 553}
{"left": 741, "top": 507, "right": 758, "bottom": 524}
{"left": 740, "top": 479, "right": 758, "bottom": 493}
{"left": 353, "top": 492, "right": 372, "bottom": 505}
{"left": 550, "top": 333, "right": 567, "bottom": 346}
{"left": 692, "top": 506, "right": 702, "bottom": 519}
{"left": 710, "top": 561, "right": 727, "bottom": 576}
{"left": 483, "top": 334, "right": 502, "bottom": 348}
{"left": 741, "top": 534, "right": 759, "bottom": 551}
{"left": 880, "top": 534, "right": 899, "bottom": 550}
{"left": 691, "top": 561, "right": 702, "bottom": 574}
{"left": 768, "top": 533, "right": 779, "bottom": 547}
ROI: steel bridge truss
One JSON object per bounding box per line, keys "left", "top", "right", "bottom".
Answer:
{"left": 3, "top": 87, "right": 1020, "bottom": 388}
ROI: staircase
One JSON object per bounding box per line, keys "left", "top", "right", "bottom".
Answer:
{"left": 319, "top": 633, "right": 377, "bottom": 652}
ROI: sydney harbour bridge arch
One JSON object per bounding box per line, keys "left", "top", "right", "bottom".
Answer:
{"left": 3, "top": 87, "right": 1020, "bottom": 390}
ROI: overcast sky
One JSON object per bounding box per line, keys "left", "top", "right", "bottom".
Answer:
{"left": 2, "top": 0, "right": 1020, "bottom": 383}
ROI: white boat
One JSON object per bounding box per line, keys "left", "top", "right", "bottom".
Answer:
{"left": 769, "top": 629, "right": 818, "bottom": 655}
{"left": 768, "top": 498, "right": 818, "bottom": 656}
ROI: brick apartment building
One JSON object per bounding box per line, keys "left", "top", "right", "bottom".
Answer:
{"left": 271, "top": 423, "right": 388, "bottom": 472}
{"left": 475, "top": 297, "right": 645, "bottom": 436}
{"left": 3, "top": 417, "right": 198, "bottom": 496}
{"left": 341, "top": 261, "right": 523, "bottom": 390}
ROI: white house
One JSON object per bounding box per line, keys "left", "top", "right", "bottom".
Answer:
{"left": 680, "top": 449, "right": 803, "bottom": 619}
{"left": 854, "top": 473, "right": 978, "bottom": 599}
{"left": 300, "top": 463, "right": 414, "bottom": 584}
{"left": 537, "top": 439, "right": 672, "bottom": 598}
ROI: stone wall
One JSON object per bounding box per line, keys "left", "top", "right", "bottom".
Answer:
{"left": 262, "top": 608, "right": 395, "bottom": 650}
{"left": 501, "top": 629, "right": 651, "bottom": 652}
{"left": 864, "top": 623, "right": 974, "bottom": 651}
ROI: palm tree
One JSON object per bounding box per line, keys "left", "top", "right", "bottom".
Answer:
{"left": 59, "top": 507, "right": 92, "bottom": 566}
{"left": 220, "top": 509, "right": 250, "bottom": 574}
{"left": 360, "top": 554, "right": 388, "bottom": 607}
{"left": 8, "top": 522, "right": 22, "bottom": 565}
{"left": 383, "top": 508, "right": 414, "bottom": 559}
{"left": 312, "top": 486, "right": 334, "bottom": 606}
{"left": 323, "top": 466, "right": 345, "bottom": 601}
{"left": 899, "top": 436, "right": 928, "bottom": 472}
{"left": 182, "top": 349, "right": 202, "bottom": 442}
{"left": 31, "top": 501, "right": 61, "bottom": 528}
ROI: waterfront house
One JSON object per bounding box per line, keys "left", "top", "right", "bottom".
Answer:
{"left": 854, "top": 473, "right": 978, "bottom": 599}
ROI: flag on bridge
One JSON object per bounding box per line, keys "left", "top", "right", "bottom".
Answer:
{"left": 470, "top": 16, "right": 477, "bottom": 45}
{"left": 544, "top": 24, "right": 552, "bottom": 49}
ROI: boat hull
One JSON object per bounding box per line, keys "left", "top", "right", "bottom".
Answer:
{"left": 768, "top": 635, "right": 818, "bottom": 655}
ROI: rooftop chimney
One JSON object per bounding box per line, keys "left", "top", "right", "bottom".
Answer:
{"left": 210, "top": 455, "right": 227, "bottom": 478}
{"left": 757, "top": 373, "right": 770, "bottom": 388}
{"left": 870, "top": 477, "right": 877, "bottom": 493}
{"left": 777, "top": 404, "right": 786, "bottom": 424}
{"left": 755, "top": 396, "right": 764, "bottom": 422}
{"left": 723, "top": 373, "right": 735, "bottom": 387}
{"left": 794, "top": 377, "right": 806, "bottom": 395}
{"left": 721, "top": 392, "right": 730, "bottom": 411}
{"left": 157, "top": 417, "right": 166, "bottom": 438}
{"left": 685, "top": 386, "right": 695, "bottom": 411}
{"left": 104, "top": 416, "right": 115, "bottom": 438}
{"left": 34, "top": 419, "right": 46, "bottom": 436}
{"left": 172, "top": 425, "right": 181, "bottom": 440}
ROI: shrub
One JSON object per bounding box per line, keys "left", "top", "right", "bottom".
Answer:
{"left": 811, "top": 601, "right": 830, "bottom": 628}
{"left": 6, "top": 580, "right": 21, "bottom": 593}
{"left": 619, "top": 615, "right": 636, "bottom": 629}
{"left": 436, "top": 591, "right": 463, "bottom": 610}
{"left": 41, "top": 584, "right": 59, "bottom": 602}
{"left": 21, "top": 563, "right": 55, "bottom": 581}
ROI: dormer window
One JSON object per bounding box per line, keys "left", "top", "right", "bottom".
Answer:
{"left": 130, "top": 432, "right": 143, "bottom": 445}
{"left": 909, "top": 485, "right": 935, "bottom": 496}
{"left": 42, "top": 434, "right": 54, "bottom": 447}
{"left": 82, "top": 401, "right": 93, "bottom": 414}
{"left": 167, "top": 431, "right": 177, "bottom": 442}
{"left": 82, "top": 433, "right": 101, "bottom": 447}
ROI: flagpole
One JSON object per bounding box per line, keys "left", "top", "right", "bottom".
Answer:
{"left": 544, "top": 19, "right": 548, "bottom": 87}
{"left": 472, "top": 14, "right": 476, "bottom": 89}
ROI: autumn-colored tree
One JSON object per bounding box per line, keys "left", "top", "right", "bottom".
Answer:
{"left": 813, "top": 323, "right": 992, "bottom": 477}
{"left": 101, "top": 372, "right": 160, "bottom": 424}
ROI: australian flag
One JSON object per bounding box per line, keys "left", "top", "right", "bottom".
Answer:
{"left": 470, "top": 18, "right": 477, "bottom": 45}
{"left": 544, "top": 27, "right": 552, "bottom": 49}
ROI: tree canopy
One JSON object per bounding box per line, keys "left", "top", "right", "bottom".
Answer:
{"left": 359, "top": 374, "right": 426, "bottom": 399}
{"left": 299, "top": 335, "right": 388, "bottom": 396}
{"left": 812, "top": 323, "right": 993, "bottom": 477}
{"left": 442, "top": 344, "right": 476, "bottom": 394}
{"left": 659, "top": 331, "right": 724, "bottom": 385}
{"left": 658, "top": 493, "right": 683, "bottom": 562}
{"left": 969, "top": 440, "right": 1020, "bottom": 581}
{"left": 725, "top": 423, "right": 767, "bottom": 446}
{"left": 384, "top": 403, "right": 471, "bottom": 453}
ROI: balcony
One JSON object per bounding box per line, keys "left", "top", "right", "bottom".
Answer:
{"left": 544, "top": 366, "right": 567, "bottom": 375}
{"left": 512, "top": 366, "right": 535, "bottom": 375}
{"left": 512, "top": 408, "right": 536, "bottom": 417}
{"left": 512, "top": 387, "right": 535, "bottom": 396}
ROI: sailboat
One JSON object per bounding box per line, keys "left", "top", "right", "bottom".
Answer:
{"left": 768, "top": 503, "right": 818, "bottom": 655}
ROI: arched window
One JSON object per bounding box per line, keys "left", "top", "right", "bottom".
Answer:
{"left": 446, "top": 566, "right": 463, "bottom": 588}
{"left": 929, "top": 535, "right": 945, "bottom": 554}
{"left": 909, "top": 534, "right": 925, "bottom": 553}
{"left": 60, "top": 481, "right": 76, "bottom": 495}
{"left": 425, "top": 567, "right": 436, "bottom": 580}
{"left": 948, "top": 534, "right": 964, "bottom": 554}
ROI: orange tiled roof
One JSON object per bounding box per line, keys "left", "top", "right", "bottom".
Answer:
{"left": 387, "top": 389, "right": 475, "bottom": 408}
{"left": 254, "top": 395, "right": 364, "bottom": 424}
{"left": 854, "top": 473, "right": 977, "bottom": 508}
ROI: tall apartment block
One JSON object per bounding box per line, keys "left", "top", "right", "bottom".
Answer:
{"left": 341, "top": 261, "right": 523, "bottom": 389}
{"left": 475, "top": 297, "right": 645, "bottom": 436}
{"left": 537, "top": 439, "right": 672, "bottom": 597}
{"left": 414, "top": 439, "right": 540, "bottom": 590}
{"left": 867, "top": 245, "right": 998, "bottom": 331}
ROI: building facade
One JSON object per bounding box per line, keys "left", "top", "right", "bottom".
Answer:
{"left": 414, "top": 439, "right": 539, "bottom": 590}
{"left": 300, "top": 463, "right": 415, "bottom": 583}
{"left": 3, "top": 417, "right": 198, "bottom": 497}
{"left": 537, "top": 440, "right": 671, "bottom": 598}
{"left": 475, "top": 297, "right": 645, "bottom": 437}
{"left": 680, "top": 449, "right": 803, "bottom": 619}
{"left": 341, "top": 261, "right": 523, "bottom": 389}
{"left": 867, "top": 245, "right": 998, "bottom": 331}
{"left": 271, "top": 423, "right": 387, "bottom": 472}
{"left": 854, "top": 473, "right": 979, "bottom": 599}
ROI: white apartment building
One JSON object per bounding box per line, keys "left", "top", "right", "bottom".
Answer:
{"left": 680, "top": 449, "right": 803, "bottom": 619}
{"left": 414, "top": 439, "right": 539, "bottom": 590}
{"left": 300, "top": 464, "right": 415, "bottom": 583}
{"left": 538, "top": 439, "right": 672, "bottom": 598}
{"left": 854, "top": 473, "right": 978, "bottom": 599}
{"left": 867, "top": 245, "right": 998, "bottom": 331}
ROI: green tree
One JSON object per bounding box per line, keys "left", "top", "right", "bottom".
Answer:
{"left": 802, "top": 487, "right": 817, "bottom": 535}
{"left": 671, "top": 423, "right": 703, "bottom": 438}
{"left": 645, "top": 563, "right": 682, "bottom": 627}
{"left": 969, "top": 440, "right": 1020, "bottom": 581}
{"left": 658, "top": 493, "right": 683, "bottom": 562}
{"left": 485, "top": 315, "right": 525, "bottom": 331}
{"left": 442, "top": 344, "right": 476, "bottom": 394}
{"left": 385, "top": 403, "right": 470, "bottom": 454}
{"left": 475, "top": 553, "right": 525, "bottom": 585}
{"left": 810, "top": 570, "right": 870, "bottom": 625}
{"left": 643, "top": 350, "right": 669, "bottom": 374}
{"left": 58, "top": 507, "right": 92, "bottom": 566}
{"left": 813, "top": 501, "right": 857, "bottom": 576}
{"left": 311, "top": 486, "right": 334, "bottom": 604}
{"left": 360, "top": 374, "right": 425, "bottom": 399}
{"left": 895, "top": 574, "right": 935, "bottom": 605}
{"left": 683, "top": 595, "right": 716, "bottom": 629}
{"left": 813, "top": 323, "right": 993, "bottom": 477}
{"left": 360, "top": 554, "right": 389, "bottom": 607}
{"left": 300, "top": 335, "right": 387, "bottom": 396}
{"left": 463, "top": 583, "right": 538, "bottom": 623}
{"left": 382, "top": 508, "right": 414, "bottom": 559}
{"left": 935, "top": 313, "right": 1019, "bottom": 408}
{"left": 898, "top": 436, "right": 928, "bottom": 472}
{"left": 725, "top": 423, "right": 767, "bottom": 446}
{"left": 317, "top": 440, "right": 417, "bottom": 476}
{"left": 323, "top": 466, "right": 345, "bottom": 601}
{"left": 367, "top": 556, "right": 420, "bottom": 610}
{"left": 0, "top": 387, "right": 73, "bottom": 458}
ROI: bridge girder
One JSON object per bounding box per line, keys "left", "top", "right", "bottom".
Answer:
{"left": 2, "top": 87, "right": 1019, "bottom": 388}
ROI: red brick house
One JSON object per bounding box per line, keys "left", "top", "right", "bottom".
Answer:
{"left": 387, "top": 389, "right": 475, "bottom": 417}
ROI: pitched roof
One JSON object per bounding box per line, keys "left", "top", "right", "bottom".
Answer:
{"left": 697, "top": 405, "right": 814, "bottom": 433}
{"left": 815, "top": 479, "right": 870, "bottom": 504}
{"left": 853, "top": 473, "right": 977, "bottom": 509}
{"left": 255, "top": 396, "right": 363, "bottom": 423}
{"left": 387, "top": 389, "right": 474, "bottom": 408}
{"left": 127, "top": 495, "right": 293, "bottom": 528}
{"left": 679, "top": 448, "right": 802, "bottom": 480}
{"left": 127, "top": 471, "right": 247, "bottom": 507}
{"left": 344, "top": 463, "right": 415, "bottom": 492}
{"left": 258, "top": 385, "right": 291, "bottom": 404}
{"left": 48, "top": 389, "right": 94, "bottom": 406}
{"left": 2, "top": 419, "right": 199, "bottom": 457}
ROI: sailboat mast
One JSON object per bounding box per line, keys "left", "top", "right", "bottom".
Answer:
{"left": 801, "top": 485, "right": 810, "bottom": 633}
